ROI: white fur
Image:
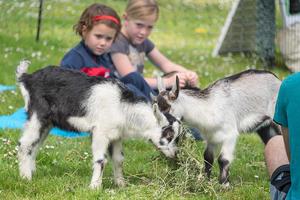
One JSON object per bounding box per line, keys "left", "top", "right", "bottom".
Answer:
{"left": 16, "top": 60, "right": 180, "bottom": 189}
{"left": 157, "top": 71, "right": 281, "bottom": 184}
{"left": 19, "top": 84, "right": 30, "bottom": 111}
{"left": 173, "top": 73, "right": 281, "bottom": 139}
{"left": 16, "top": 60, "right": 30, "bottom": 79}
{"left": 18, "top": 112, "right": 41, "bottom": 180}
{"left": 16, "top": 60, "right": 31, "bottom": 111}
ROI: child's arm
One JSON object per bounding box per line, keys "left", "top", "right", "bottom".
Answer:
{"left": 111, "top": 51, "right": 191, "bottom": 88}
{"left": 148, "top": 47, "right": 187, "bottom": 73}
{"left": 111, "top": 51, "right": 177, "bottom": 88}
{"left": 148, "top": 47, "right": 199, "bottom": 87}
{"left": 110, "top": 53, "right": 136, "bottom": 76}
{"left": 111, "top": 48, "right": 198, "bottom": 88}
{"left": 144, "top": 73, "right": 188, "bottom": 89}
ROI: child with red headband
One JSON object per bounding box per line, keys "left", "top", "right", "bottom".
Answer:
{"left": 61, "top": 3, "right": 120, "bottom": 75}
{"left": 61, "top": 3, "right": 155, "bottom": 101}
{"left": 109, "top": 0, "right": 199, "bottom": 89}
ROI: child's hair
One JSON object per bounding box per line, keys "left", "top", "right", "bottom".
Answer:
{"left": 74, "top": 3, "right": 121, "bottom": 37}
{"left": 125, "top": 0, "right": 159, "bottom": 21}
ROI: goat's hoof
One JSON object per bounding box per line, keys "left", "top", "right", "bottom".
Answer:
{"left": 20, "top": 173, "right": 32, "bottom": 181}
{"left": 89, "top": 182, "right": 102, "bottom": 190}
{"left": 115, "top": 179, "right": 126, "bottom": 187}
{"left": 221, "top": 182, "right": 230, "bottom": 188}
{"left": 31, "top": 164, "right": 36, "bottom": 173}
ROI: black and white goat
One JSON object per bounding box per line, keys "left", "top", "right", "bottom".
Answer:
{"left": 16, "top": 60, "right": 180, "bottom": 189}
{"left": 154, "top": 69, "right": 281, "bottom": 185}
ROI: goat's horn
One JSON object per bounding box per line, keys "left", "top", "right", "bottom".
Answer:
{"left": 170, "top": 76, "right": 180, "bottom": 99}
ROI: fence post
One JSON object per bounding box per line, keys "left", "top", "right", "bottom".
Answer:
{"left": 36, "top": 0, "right": 44, "bottom": 42}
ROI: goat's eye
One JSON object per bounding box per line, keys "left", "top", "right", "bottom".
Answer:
{"left": 169, "top": 94, "right": 177, "bottom": 101}
{"left": 162, "top": 127, "right": 174, "bottom": 142}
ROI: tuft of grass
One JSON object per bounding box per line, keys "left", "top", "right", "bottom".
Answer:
{"left": 167, "top": 126, "right": 207, "bottom": 193}
{"left": 162, "top": 126, "right": 223, "bottom": 198}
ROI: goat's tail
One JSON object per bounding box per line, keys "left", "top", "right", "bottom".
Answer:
{"left": 16, "top": 60, "right": 30, "bottom": 80}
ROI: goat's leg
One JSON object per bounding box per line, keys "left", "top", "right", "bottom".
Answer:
{"left": 257, "top": 122, "right": 281, "bottom": 145}
{"left": 109, "top": 140, "right": 125, "bottom": 187}
{"left": 18, "top": 113, "right": 46, "bottom": 180}
{"left": 29, "top": 125, "right": 50, "bottom": 173}
{"left": 217, "top": 154, "right": 230, "bottom": 185}
{"left": 204, "top": 143, "right": 215, "bottom": 179}
{"left": 90, "top": 129, "right": 110, "bottom": 189}
{"left": 218, "top": 134, "right": 238, "bottom": 185}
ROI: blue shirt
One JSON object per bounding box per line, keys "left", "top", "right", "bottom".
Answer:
{"left": 60, "top": 40, "right": 153, "bottom": 101}
{"left": 60, "top": 40, "right": 115, "bottom": 77}
{"left": 274, "top": 72, "right": 300, "bottom": 200}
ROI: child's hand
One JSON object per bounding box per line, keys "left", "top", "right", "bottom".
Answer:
{"left": 176, "top": 72, "right": 188, "bottom": 88}
{"left": 164, "top": 72, "right": 187, "bottom": 88}
{"left": 162, "top": 71, "right": 198, "bottom": 89}
{"left": 185, "top": 71, "right": 198, "bottom": 87}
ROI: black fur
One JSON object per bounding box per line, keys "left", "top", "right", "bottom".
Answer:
{"left": 157, "top": 94, "right": 171, "bottom": 113}
{"left": 183, "top": 87, "right": 210, "bottom": 98}
{"left": 257, "top": 122, "right": 281, "bottom": 144}
{"left": 161, "top": 126, "right": 175, "bottom": 143}
{"left": 242, "top": 115, "right": 281, "bottom": 144}
{"left": 204, "top": 147, "right": 214, "bottom": 178}
{"left": 163, "top": 112, "right": 179, "bottom": 125}
{"left": 96, "top": 159, "right": 105, "bottom": 169}
{"left": 222, "top": 69, "right": 278, "bottom": 82}
{"left": 218, "top": 154, "right": 230, "bottom": 184}
{"left": 19, "top": 66, "right": 147, "bottom": 132}
{"left": 119, "top": 85, "right": 147, "bottom": 103}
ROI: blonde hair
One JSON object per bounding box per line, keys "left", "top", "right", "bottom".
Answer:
{"left": 125, "top": 0, "right": 159, "bottom": 21}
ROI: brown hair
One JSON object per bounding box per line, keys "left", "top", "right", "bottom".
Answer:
{"left": 125, "top": 0, "right": 159, "bottom": 21}
{"left": 73, "top": 3, "right": 121, "bottom": 37}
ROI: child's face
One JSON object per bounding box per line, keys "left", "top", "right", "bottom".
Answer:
{"left": 124, "top": 14, "right": 156, "bottom": 45}
{"left": 82, "top": 23, "right": 116, "bottom": 55}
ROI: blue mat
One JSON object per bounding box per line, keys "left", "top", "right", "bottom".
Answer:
{"left": 0, "top": 108, "right": 89, "bottom": 138}
{"left": 0, "top": 85, "right": 16, "bottom": 92}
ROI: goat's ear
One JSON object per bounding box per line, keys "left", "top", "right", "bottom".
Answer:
{"left": 150, "top": 92, "right": 157, "bottom": 102}
{"left": 153, "top": 103, "right": 168, "bottom": 126}
{"left": 157, "top": 76, "right": 166, "bottom": 92}
{"left": 170, "top": 76, "right": 180, "bottom": 100}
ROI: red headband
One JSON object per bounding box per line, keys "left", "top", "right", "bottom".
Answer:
{"left": 92, "top": 15, "right": 120, "bottom": 25}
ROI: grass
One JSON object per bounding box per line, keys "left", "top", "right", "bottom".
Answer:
{"left": 0, "top": 0, "right": 291, "bottom": 199}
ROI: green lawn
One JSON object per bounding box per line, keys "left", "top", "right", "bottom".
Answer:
{"left": 0, "top": 0, "right": 291, "bottom": 199}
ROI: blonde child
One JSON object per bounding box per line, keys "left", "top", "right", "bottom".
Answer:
{"left": 110, "top": 0, "right": 199, "bottom": 89}
{"left": 109, "top": 0, "right": 201, "bottom": 140}
{"left": 61, "top": 3, "right": 155, "bottom": 100}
